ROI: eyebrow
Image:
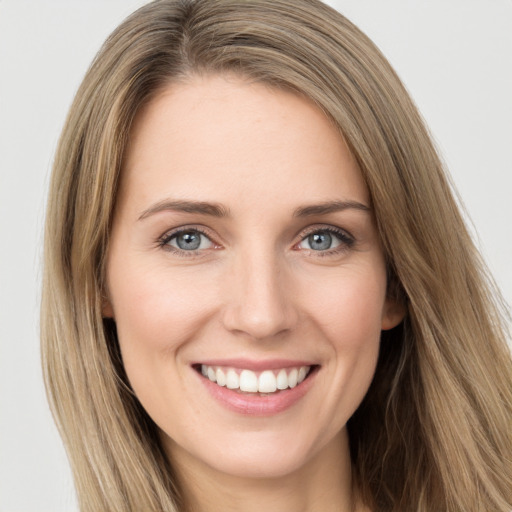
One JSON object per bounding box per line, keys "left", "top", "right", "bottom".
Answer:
{"left": 293, "top": 200, "right": 371, "bottom": 217}
{"left": 138, "top": 200, "right": 230, "bottom": 220}
{"left": 138, "top": 198, "right": 370, "bottom": 221}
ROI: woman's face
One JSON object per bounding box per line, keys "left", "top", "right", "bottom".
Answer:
{"left": 105, "top": 75, "right": 403, "bottom": 480}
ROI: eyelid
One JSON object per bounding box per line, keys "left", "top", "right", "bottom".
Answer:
{"left": 157, "top": 225, "right": 222, "bottom": 255}
{"left": 299, "top": 223, "right": 354, "bottom": 239}
{"left": 156, "top": 223, "right": 355, "bottom": 257}
{"left": 297, "top": 224, "right": 354, "bottom": 242}
{"left": 294, "top": 224, "right": 355, "bottom": 255}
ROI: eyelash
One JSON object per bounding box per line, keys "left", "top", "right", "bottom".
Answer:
{"left": 296, "top": 226, "right": 355, "bottom": 257}
{"left": 158, "top": 226, "right": 216, "bottom": 257}
{"left": 157, "top": 225, "right": 355, "bottom": 258}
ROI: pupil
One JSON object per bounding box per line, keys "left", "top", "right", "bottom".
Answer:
{"left": 309, "top": 232, "right": 331, "bottom": 250}
{"left": 177, "top": 231, "right": 201, "bottom": 250}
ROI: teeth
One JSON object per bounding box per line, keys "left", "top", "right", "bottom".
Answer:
{"left": 288, "top": 368, "right": 298, "bottom": 388}
{"left": 258, "top": 370, "right": 277, "bottom": 393}
{"left": 225, "top": 369, "right": 239, "bottom": 389}
{"left": 216, "top": 368, "right": 226, "bottom": 387}
{"left": 207, "top": 366, "right": 216, "bottom": 382}
{"left": 276, "top": 369, "right": 288, "bottom": 390}
{"left": 200, "top": 365, "right": 311, "bottom": 394}
{"left": 239, "top": 369, "right": 259, "bottom": 392}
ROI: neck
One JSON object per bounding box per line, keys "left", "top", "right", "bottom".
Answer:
{"left": 167, "top": 430, "right": 363, "bottom": 512}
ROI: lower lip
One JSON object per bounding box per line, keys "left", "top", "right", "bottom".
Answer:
{"left": 196, "top": 368, "right": 318, "bottom": 416}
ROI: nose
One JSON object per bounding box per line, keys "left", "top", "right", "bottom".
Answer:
{"left": 221, "top": 248, "right": 298, "bottom": 341}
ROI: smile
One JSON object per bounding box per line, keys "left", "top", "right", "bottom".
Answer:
{"left": 193, "top": 361, "right": 319, "bottom": 415}
{"left": 199, "top": 364, "right": 312, "bottom": 393}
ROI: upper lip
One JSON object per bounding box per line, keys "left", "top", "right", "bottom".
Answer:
{"left": 192, "top": 358, "right": 318, "bottom": 371}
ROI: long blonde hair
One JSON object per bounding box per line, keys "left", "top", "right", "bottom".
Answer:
{"left": 41, "top": 1, "right": 512, "bottom": 510}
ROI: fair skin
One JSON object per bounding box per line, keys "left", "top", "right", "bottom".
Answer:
{"left": 105, "top": 74, "right": 403, "bottom": 512}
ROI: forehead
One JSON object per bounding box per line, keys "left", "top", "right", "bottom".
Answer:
{"left": 119, "top": 74, "right": 368, "bottom": 214}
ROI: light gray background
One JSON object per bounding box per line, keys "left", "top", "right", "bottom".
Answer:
{"left": 1, "top": 1, "right": 510, "bottom": 511}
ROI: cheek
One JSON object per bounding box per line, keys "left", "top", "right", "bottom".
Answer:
{"left": 107, "top": 263, "right": 224, "bottom": 434}
{"left": 302, "top": 266, "right": 386, "bottom": 418}
{"left": 112, "top": 263, "right": 212, "bottom": 337}
{"left": 108, "top": 263, "right": 219, "bottom": 385}
{"left": 303, "top": 264, "right": 387, "bottom": 347}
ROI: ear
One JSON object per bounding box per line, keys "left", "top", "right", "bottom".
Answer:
{"left": 381, "top": 297, "right": 406, "bottom": 331}
{"left": 102, "top": 294, "right": 115, "bottom": 319}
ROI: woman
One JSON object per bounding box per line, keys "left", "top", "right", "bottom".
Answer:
{"left": 41, "top": 0, "right": 512, "bottom": 510}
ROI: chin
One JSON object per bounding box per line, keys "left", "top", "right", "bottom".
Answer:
{"left": 205, "top": 448, "right": 312, "bottom": 480}
{"left": 163, "top": 422, "right": 345, "bottom": 482}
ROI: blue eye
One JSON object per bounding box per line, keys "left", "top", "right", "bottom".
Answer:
{"left": 298, "top": 228, "right": 352, "bottom": 252}
{"left": 166, "top": 230, "right": 213, "bottom": 251}
{"left": 305, "top": 232, "right": 337, "bottom": 251}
